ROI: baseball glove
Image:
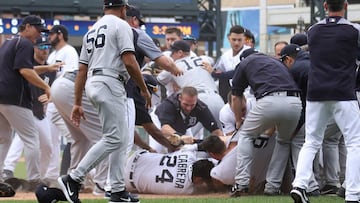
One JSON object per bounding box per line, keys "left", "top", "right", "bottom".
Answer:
{"left": 0, "top": 182, "right": 15, "bottom": 197}
{"left": 168, "top": 133, "right": 184, "bottom": 147}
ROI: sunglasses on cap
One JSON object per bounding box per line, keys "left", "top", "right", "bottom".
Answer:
{"left": 37, "top": 44, "right": 51, "bottom": 50}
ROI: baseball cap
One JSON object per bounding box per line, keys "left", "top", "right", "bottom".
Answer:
{"left": 280, "top": 44, "right": 301, "bottom": 61}
{"left": 20, "top": 15, "right": 48, "bottom": 32}
{"left": 143, "top": 74, "right": 158, "bottom": 94}
{"left": 170, "top": 40, "right": 190, "bottom": 52}
{"left": 35, "top": 184, "right": 67, "bottom": 203}
{"left": 239, "top": 48, "right": 258, "bottom": 61}
{"left": 290, "top": 33, "right": 308, "bottom": 46}
{"left": 104, "top": 0, "right": 129, "bottom": 8}
{"left": 183, "top": 35, "right": 197, "bottom": 44}
{"left": 126, "top": 6, "right": 145, "bottom": 26}
{"left": 35, "top": 35, "right": 50, "bottom": 46}
{"left": 49, "top": 25, "right": 68, "bottom": 38}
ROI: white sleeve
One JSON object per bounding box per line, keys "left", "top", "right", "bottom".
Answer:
{"left": 156, "top": 70, "right": 173, "bottom": 85}
{"left": 219, "top": 105, "right": 236, "bottom": 135}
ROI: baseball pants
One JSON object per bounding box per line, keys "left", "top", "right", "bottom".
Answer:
{"left": 70, "top": 75, "right": 129, "bottom": 193}
{"left": 0, "top": 104, "right": 41, "bottom": 181}
{"left": 293, "top": 101, "right": 360, "bottom": 201}
{"left": 235, "top": 95, "right": 302, "bottom": 186}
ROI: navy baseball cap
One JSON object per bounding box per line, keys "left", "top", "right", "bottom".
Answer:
{"left": 290, "top": 33, "right": 308, "bottom": 46}
{"left": 143, "top": 74, "right": 158, "bottom": 94}
{"left": 170, "top": 40, "right": 190, "bottom": 52}
{"left": 35, "top": 184, "right": 67, "bottom": 203}
{"left": 280, "top": 44, "right": 301, "bottom": 61}
{"left": 20, "top": 15, "right": 48, "bottom": 32}
{"left": 35, "top": 35, "right": 51, "bottom": 46}
{"left": 127, "top": 6, "right": 145, "bottom": 26}
{"left": 49, "top": 25, "right": 69, "bottom": 38}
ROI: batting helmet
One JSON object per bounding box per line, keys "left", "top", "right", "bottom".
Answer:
{"left": 104, "top": 0, "right": 129, "bottom": 8}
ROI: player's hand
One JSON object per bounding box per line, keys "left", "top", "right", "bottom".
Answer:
{"left": 253, "top": 134, "right": 270, "bottom": 148}
{"left": 171, "top": 67, "right": 183, "bottom": 76}
{"left": 48, "top": 61, "right": 65, "bottom": 72}
{"left": 202, "top": 61, "right": 214, "bottom": 73}
{"left": 38, "top": 94, "right": 49, "bottom": 104}
{"left": 168, "top": 133, "right": 184, "bottom": 147}
{"left": 71, "top": 105, "right": 86, "bottom": 127}
{"left": 140, "top": 89, "right": 152, "bottom": 109}
{"left": 181, "top": 135, "right": 194, "bottom": 144}
{"left": 44, "top": 86, "right": 51, "bottom": 102}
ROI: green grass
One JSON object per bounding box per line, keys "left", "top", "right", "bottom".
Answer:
{"left": 0, "top": 196, "right": 344, "bottom": 203}
{"left": 14, "top": 160, "right": 27, "bottom": 179}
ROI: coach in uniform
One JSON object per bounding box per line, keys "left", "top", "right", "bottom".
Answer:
{"left": 57, "top": 1, "right": 151, "bottom": 203}
{"left": 290, "top": 0, "right": 360, "bottom": 202}
{"left": 230, "top": 52, "right": 302, "bottom": 197}
{"left": 151, "top": 86, "right": 223, "bottom": 152}
{"left": 0, "top": 15, "right": 50, "bottom": 185}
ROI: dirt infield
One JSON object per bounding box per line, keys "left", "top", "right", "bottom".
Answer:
{"left": 1, "top": 191, "right": 229, "bottom": 201}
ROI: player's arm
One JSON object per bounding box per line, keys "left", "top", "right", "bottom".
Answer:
{"left": 154, "top": 55, "right": 183, "bottom": 76}
{"left": 70, "top": 63, "right": 88, "bottom": 127}
{"left": 122, "top": 52, "right": 151, "bottom": 108}
{"left": 231, "top": 94, "right": 246, "bottom": 130}
{"left": 34, "top": 61, "right": 64, "bottom": 74}
{"left": 19, "top": 68, "right": 50, "bottom": 98}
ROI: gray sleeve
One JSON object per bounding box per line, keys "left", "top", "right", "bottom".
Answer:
{"left": 136, "top": 30, "right": 163, "bottom": 60}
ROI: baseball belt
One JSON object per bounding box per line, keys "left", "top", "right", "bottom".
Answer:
{"left": 63, "top": 71, "right": 77, "bottom": 82}
{"left": 266, "top": 91, "right": 300, "bottom": 97}
{"left": 88, "top": 68, "right": 126, "bottom": 83}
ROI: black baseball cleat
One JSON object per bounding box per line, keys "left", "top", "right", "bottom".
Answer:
{"left": 109, "top": 190, "right": 140, "bottom": 203}
{"left": 291, "top": 187, "right": 310, "bottom": 203}
{"left": 337, "top": 186, "right": 345, "bottom": 199}
{"left": 57, "top": 175, "right": 82, "bottom": 203}
{"left": 320, "top": 184, "right": 339, "bottom": 195}
{"left": 229, "top": 183, "right": 249, "bottom": 197}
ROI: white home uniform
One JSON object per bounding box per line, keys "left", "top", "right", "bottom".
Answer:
{"left": 125, "top": 150, "right": 196, "bottom": 194}
{"left": 210, "top": 139, "right": 275, "bottom": 192}
{"left": 157, "top": 55, "right": 225, "bottom": 133}
{"left": 46, "top": 43, "right": 79, "bottom": 178}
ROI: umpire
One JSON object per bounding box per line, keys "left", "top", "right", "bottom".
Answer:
{"left": 230, "top": 52, "right": 302, "bottom": 197}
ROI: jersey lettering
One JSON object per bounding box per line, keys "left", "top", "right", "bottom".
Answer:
{"left": 155, "top": 169, "right": 174, "bottom": 183}
{"left": 181, "top": 57, "right": 203, "bottom": 71}
{"left": 85, "top": 25, "right": 107, "bottom": 54}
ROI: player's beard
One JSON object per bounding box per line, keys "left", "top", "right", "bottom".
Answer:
{"left": 51, "top": 36, "right": 60, "bottom": 47}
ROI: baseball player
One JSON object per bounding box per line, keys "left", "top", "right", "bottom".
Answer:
{"left": 291, "top": 1, "right": 360, "bottom": 202}
{"left": 0, "top": 15, "right": 49, "bottom": 184}
{"left": 124, "top": 5, "right": 182, "bottom": 152}
{"left": 157, "top": 40, "right": 225, "bottom": 137}
{"left": 125, "top": 150, "right": 214, "bottom": 194}
{"left": 213, "top": 25, "right": 250, "bottom": 102}
{"left": 3, "top": 36, "right": 60, "bottom": 185}
{"left": 198, "top": 135, "right": 275, "bottom": 194}
{"left": 150, "top": 86, "right": 223, "bottom": 153}
{"left": 230, "top": 52, "right": 302, "bottom": 197}
{"left": 57, "top": 1, "right": 151, "bottom": 203}
{"left": 46, "top": 24, "right": 79, "bottom": 177}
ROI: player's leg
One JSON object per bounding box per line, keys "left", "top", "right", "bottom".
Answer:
{"left": 1, "top": 105, "right": 41, "bottom": 181}
{"left": 232, "top": 97, "right": 277, "bottom": 196}
{"left": 0, "top": 109, "right": 14, "bottom": 183}
{"left": 321, "top": 120, "right": 341, "bottom": 194}
{"left": 333, "top": 100, "right": 360, "bottom": 201}
{"left": 3, "top": 133, "right": 24, "bottom": 179}
{"left": 35, "top": 117, "right": 53, "bottom": 180}
{"left": 291, "top": 101, "right": 331, "bottom": 202}
{"left": 265, "top": 96, "right": 302, "bottom": 195}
